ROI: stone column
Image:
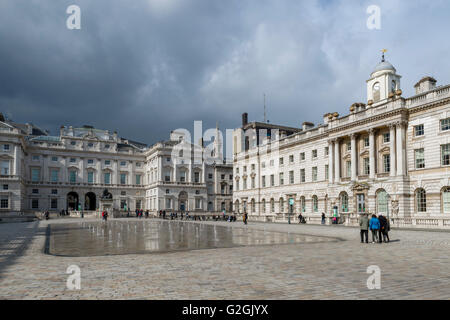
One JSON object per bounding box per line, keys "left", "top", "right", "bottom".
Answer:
{"left": 328, "top": 140, "right": 334, "bottom": 183}
{"left": 396, "top": 122, "right": 406, "bottom": 176}
{"left": 158, "top": 156, "right": 163, "bottom": 182}
{"left": 389, "top": 124, "right": 397, "bottom": 177}
{"left": 350, "top": 133, "right": 357, "bottom": 181}
{"left": 334, "top": 139, "right": 340, "bottom": 183}
{"left": 13, "top": 144, "right": 20, "bottom": 176}
{"left": 369, "top": 129, "right": 376, "bottom": 179}
{"left": 97, "top": 159, "right": 102, "bottom": 184}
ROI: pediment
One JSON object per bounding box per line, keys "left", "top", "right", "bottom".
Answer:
{"left": 352, "top": 182, "right": 370, "bottom": 191}
{"left": 360, "top": 150, "right": 370, "bottom": 157}
{"left": 378, "top": 146, "right": 390, "bottom": 153}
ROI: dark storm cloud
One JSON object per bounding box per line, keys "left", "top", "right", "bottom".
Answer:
{"left": 0, "top": 0, "right": 449, "bottom": 145}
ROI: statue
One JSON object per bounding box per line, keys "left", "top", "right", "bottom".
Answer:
{"left": 101, "top": 189, "right": 113, "bottom": 200}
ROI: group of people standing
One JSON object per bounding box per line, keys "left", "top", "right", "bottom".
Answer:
{"left": 359, "top": 213, "right": 390, "bottom": 243}
{"left": 134, "top": 209, "right": 149, "bottom": 219}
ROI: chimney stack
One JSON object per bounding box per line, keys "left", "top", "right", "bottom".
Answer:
{"left": 242, "top": 113, "right": 248, "bottom": 127}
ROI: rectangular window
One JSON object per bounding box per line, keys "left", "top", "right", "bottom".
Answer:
{"left": 262, "top": 176, "right": 266, "bottom": 188}
{"left": 414, "top": 124, "right": 424, "bottom": 136}
{"left": 0, "top": 196, "right": 8, "bottom": 209}
{"left": 31, "top": 168, "right": 40, "bottom": 182}
{"left": 120, "top": 161, "right": 127, "bottom": 167}
{"left": 251, "top": 176, "right": 255, "bottom": 189}
{"left": 325, "top": 165, "right": 329, "bottom": 180}
{"left": 194, "top": 172, "right": 200, "bottom": 183}
{"left": 104, "top": 172, "right": 111, "bottom": 184}
{"left": 289, "top": 155, "right": 294, "bottom": 163}
{"left": 364, "top": 158, "right": 370, "bottom": 175}
{"left": 279, "top": 172, "right": 284, "bottom": 185}
{"left": 312, "top": 167, "right": 317, "bottom": 182}
{"left": 270, "top": 174, "right": 274, "bottom": 187}
{"left": 120, "top": 174, "right": 127, "bottom": 185}
{"left": 243, "top": 178, "right": 247, "bottom": 190}
{"left": 87, "top": 159, "right": 94, "bottom": 164}
{"left": 364, "top": 137, "right": 369, "bottom": 148}
{"left": 51, "top": 189, "right": 57, "bottom": 195}
{"left": 165, "top": 171, "right": 171, "bottom": 182}
{"left": 441, "top": 144, "right": 450, "bottom": 166}
{"left": 383, "top": 154, "right": 391, "bottom": 173}
{"left": 31, "top": 199, "right": 39, "bottom": 209}
{"left": 87, "top": 172, "right": 94, "bottom": 184}
{"left": 312, "top": 150, "right": 317, "bottom": 159}
{"left": 136, "top": 175, "right": 141, "bottom": 185}
{"left": 195, "top": 198, "right": 202, "bottom": 209}
{"left": 347, "top": 142, "right": 351, "bottom": 151}
{"left": 51, "top": 156, "right": 58, "bottom": 162}
{"left": 32, "top": 189, "right": 39, "bottom": 194}
{"left": 300, "top": 153, "right": 305, "bottom": 161}
{"left": 415, "top": 149, "right": 425, "bottom": 169}
{"left": 105, "top": 160, "right": 111, "bottom": 166}
{"left": 70, "top": 158, "right": 76, "bottom": 163}
{"left": 289, "top": 171, "right": 294, "bottom": 184}
{"left": 1, "top": 160, "right": 10, "bottom": 175}
{"left": 300, "top": 169, "right": 305, "bottom": 183}
{"left": 441, "top": 118, "right": 450, "bottom": 131}
{"left": 3, "top": 184, "right": 8, "bottom": 190}
{"left": 165, "top": 198, "right": 172, "bottom": 209}
{"left": 325, "top": 147, "right": 329, "bottom": 156}
{"left": 443, "top": 190, "right": 450, "bottom": 213}
{"left": 279, "top": 157, "right": 284, "bottom": 166}
{"left": 69, "top": 171, "right": 76, "bottom": 183}
{"left": 51, "top": 198, "right": 58, "bottom": 209}
{"left": 261, "top": 162, "right": 266, "bottom": 169}
{"left": 357, "top": 194, "right": 365, "bottom": 213}
{"left": 346, "top": 161, "right": 351, "bottom": 177}
{"left": 32, "top": 155, "right": 40, "bottom": 161}
{"left": 383, "top": 133, "right": 390, "bottom": 143}
{"left": 3, "top": 144, "right": 9, "bottom": 151}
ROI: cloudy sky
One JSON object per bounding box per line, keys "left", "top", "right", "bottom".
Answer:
{"left": 0, "top": 0, "right": 449, "bottom": 145}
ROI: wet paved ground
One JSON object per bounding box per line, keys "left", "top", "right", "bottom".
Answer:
{"left": 0, "top": 218, "right": 450, "bottom": 299}
{"left": 48, "top": 220, "right": 336, "bottom": 256}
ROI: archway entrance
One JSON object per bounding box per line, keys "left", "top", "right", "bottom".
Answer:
{"left": 85, "top": 192, "right": 96, "bottom": 211}
{"left": 67, "top": 192, "right": 79, "bottom": 211}
{"left": 178, "top": 191, "right": 188, "bottom": 211}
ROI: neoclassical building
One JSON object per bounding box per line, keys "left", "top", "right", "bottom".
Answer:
{"left": 0, "top": 119, "right": 232, "bottom": 216}
{"left": 232, "top": 56, "right": 450, "bottom": 228}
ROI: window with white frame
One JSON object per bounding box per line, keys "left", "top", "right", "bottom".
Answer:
{"left": 1, "top": 160, "right": 10, "bottom": 175}
{"left": 415, "top": 149, "right": 425, "bottom": 169}
{"left": 383, "top": 154, "right": 390, "bottom": 173}
{"left": 377, "top": 190, "right": 389, "bottom": 214}
{"left": 289, "top": 171, "right": 294, "bottom": 184}
{"left": 31, "top": 168, "right": 40, "bottom": 182}
{"left": 346, "top": 161, "right": 351, "bottom": 177}
{"left": 383, "top": 133, "right": 390, "bottom": 143}
{"left": 363, "top": 158, "right": 370, "bottom": 175}
{"left": 279, "top": 172, "right": 284, "bottom": 185}
{"left": 3, "top": 144, "right": 10, "bottom": 151}
{"left": 442, "top": 187, "right": 450, "bottom": 213}
{"left": 312, "top": 196, "right": 318, "bottom": 212}
{"left": 441, "top": 144, "right": 450, "bottom": 166}
{"left": 300, "top": 169, "right": 305, "bottom": 183}
{"left": 312, "top": 150, "right": 317, "bottom": 159}
{"left": 441, "top": 118, "right": 450, "bottom": 131}
{"left": 87, "top": 171, "right": 94, "bottom": 184}
{"left": 104, "top": 172, "right": 111, "bottom": 184}
{"left": 414, "top": 124, "right": 424, "bottom": 136}
{"left": 416, "top": 188, "right": 426, "bottom": 212}
{"left": 0, "top": 196, "right": 9, "bottom": 209}
{"left": 312, "top": 167, "right": 317, "bottom": 182}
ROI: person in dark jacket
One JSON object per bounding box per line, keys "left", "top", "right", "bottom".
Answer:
{"left": 359, "top": 213, "right": 369, "bottom": 243}
{"left": 379, "top": 215, "right": 390, "bottom": 243}
{"left": 369, "top": 214, "right": 380, "bottom": 243}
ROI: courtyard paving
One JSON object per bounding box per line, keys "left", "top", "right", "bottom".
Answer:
{"left": 0, "top": 217, "right": 449, "bottom": 300}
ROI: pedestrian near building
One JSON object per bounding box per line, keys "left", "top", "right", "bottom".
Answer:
{"left": 321, "top": 212, "right": 326, "bottom": 225}
{"left": 369, "top": 214, "right": 380, "bottom": 243}
{"left": 379, "top": 214, "right": 390, "bottom": 243}
{"left": 359, "top": 213, "right": 369, "bottom": 243}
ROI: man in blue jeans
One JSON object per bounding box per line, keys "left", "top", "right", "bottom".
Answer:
{"left": 369, "top": 214, "right": 380, "bottom": 243}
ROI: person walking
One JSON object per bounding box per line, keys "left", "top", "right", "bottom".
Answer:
{"left": 359, "top": 213, "right": 369, "bottom": 243}
{"left": 298, "top": 213, "right": 303, "bottom": 224}
{"left": 321, "top": 212, "right": 326, "bottom": 225}
{"left": 369, "top": 214, "right": 380, "bottom": 243}
{"left": 379, "top": 215, "right": 390, "bottom": 243}
{"left": 243, "top": 212, "right": 248, "bottom": 225}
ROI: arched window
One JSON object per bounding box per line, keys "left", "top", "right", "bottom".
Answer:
{"left": 442, "top": 187, "right": 450, "bottom": 213}
{"left": 312, "top": 196, "right": 318, "bottom": 212}
{"left": 373, "top": 82, "right": 380, "bottom": 102}
{"left": 377, "top": 190, "right": 389, "bottom": 214}
{"left": 251, "top": 199, "right": 256, "bottom": 213}
{"left": 262, "top": 199, "right": 266, "bottom": 213}
{"left": 279, "top": 198, "right": 284, "bottom": 213}
{"left": 340, "top": 192, "right": 349, "bottom": 213}
{"left": 300, "top": 196, "right": 306, "bottom": 213}
{"left": 270, "top": 199, "right": 275, "bottom": 213}
{"left": 416, "top": 188, "right": 426, "bottom": 213}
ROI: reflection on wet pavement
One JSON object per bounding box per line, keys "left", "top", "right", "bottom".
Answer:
{"left": 47, "top": 220, "right": 336, "bottom": 257}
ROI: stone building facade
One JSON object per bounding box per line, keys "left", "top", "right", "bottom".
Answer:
{"left": 232, "top": 57, "right": 450, "bottom": 228}
{"left": 0, "top": 120, "right": 232, "bottom": 216}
